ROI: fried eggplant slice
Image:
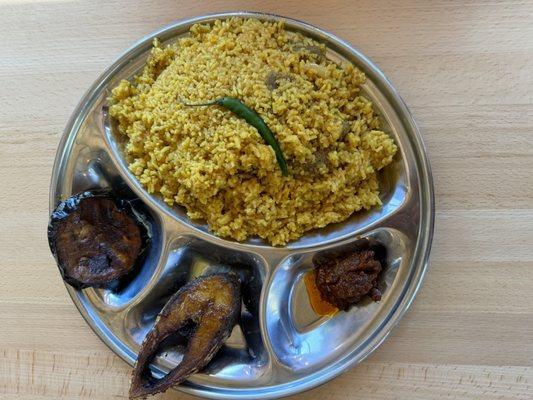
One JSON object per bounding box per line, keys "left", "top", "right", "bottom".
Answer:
{"left": 48, "top": 190, "right": 149, "bottom": 289}
{"left": 129, "top": 273, "right": 241, "bottom": 399}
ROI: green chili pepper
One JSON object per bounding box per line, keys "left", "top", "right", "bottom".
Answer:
{"left": 183, "top": 97, "right": 288, "bottom": 176}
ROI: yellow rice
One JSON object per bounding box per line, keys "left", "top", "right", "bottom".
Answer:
{"left": 109, "top": 18, "right": 397, "bottom": 245}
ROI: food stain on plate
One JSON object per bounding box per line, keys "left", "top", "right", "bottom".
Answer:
{"left": 303, "top": 270, "right": 338, "bottom": 317}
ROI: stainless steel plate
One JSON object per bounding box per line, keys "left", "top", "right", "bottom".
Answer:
{"left": 49, "top": 12, "right": 434, "bottom": 399}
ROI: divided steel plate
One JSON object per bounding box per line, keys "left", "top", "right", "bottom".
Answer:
{"left": 49, "top": 12, "right": 434, "bottom": 399}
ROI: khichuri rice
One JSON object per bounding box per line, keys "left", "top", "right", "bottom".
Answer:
{"left": 109, "top": 18, "right": 397, "bottom": 245}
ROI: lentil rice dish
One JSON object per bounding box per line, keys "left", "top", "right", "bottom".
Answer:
{"left": 109, "top": 18, "right": 397, "bottom": 245}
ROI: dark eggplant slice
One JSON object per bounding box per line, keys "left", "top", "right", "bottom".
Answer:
{"left": 48, "top": 190, "right": 149, "bottom": 289}
{"left": 129, "top": 273, "right": 241, "bottom": 399}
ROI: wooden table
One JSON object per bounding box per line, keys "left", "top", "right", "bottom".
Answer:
{"left": 1, "top": 1, "right": 532, "bottom": 399}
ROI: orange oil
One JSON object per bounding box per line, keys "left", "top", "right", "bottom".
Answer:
{"left": 303, "top": 270, "right": 338, "bottom": 316}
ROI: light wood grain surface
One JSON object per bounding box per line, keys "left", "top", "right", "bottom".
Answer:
{"left": 1, "top": 0, "right": 532, "bottom": 399}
